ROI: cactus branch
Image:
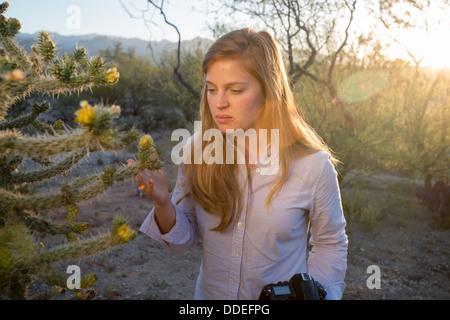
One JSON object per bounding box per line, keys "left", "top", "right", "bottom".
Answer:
{"left": 0, "top": 160, "right": 162, "bottom": 212}
{"left": 36, "top": 233, "right": 117, "bottom": 265}
{"left": 3, "top": 148, "right": 87, "bottom": 186}
{"left": 0, "top": 102, "right": 50, "bottom": 130}
{"left": 0, "top": 37, "right": 30, "bottom": 71}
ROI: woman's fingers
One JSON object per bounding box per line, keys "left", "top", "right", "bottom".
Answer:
{"left": 128, "top": 158, "right": 167, "bottom": 200}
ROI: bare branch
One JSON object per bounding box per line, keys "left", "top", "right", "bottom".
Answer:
{"left": 121, "top": 0, "right": 201, "bottom": 101}
{"left": 327, "top": 0, "right": 356, "bottom": 84}
{"left": 146, "top": 0, "right": 201, "bottom": 100}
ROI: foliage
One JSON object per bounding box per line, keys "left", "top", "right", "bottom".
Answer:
{"left": 93, "top": 42, "right": 204, "bottom": 128}
{"left": 0, "top": 2, "right": 162, "bottom": 299}
{"left": 374, "top": 59, "right": 449, "bottom": 188}
{"left": 94, "top": 43, "right": 156, "bottom": 116}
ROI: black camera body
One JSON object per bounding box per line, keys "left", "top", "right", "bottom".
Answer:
{"left": 258, "top": 273, "right": 327, "bottom": 300}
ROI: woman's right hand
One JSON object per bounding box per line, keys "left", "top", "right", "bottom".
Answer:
{"left": 128, "top": 159, "right": 170, "bottom": 208}
{"left": 128, "top": 158, "right": 176, "bottom": 234}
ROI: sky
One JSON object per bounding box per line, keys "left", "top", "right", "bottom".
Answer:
{"left": 6, "top": 0, "right": 211, "bottom": 42}
{"left": 5, "top": 0, "right": 450, "bottom": 69}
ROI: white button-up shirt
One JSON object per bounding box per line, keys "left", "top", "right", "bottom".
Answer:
{"left": 140, "top": 150, "right": 348, "bottom": 300}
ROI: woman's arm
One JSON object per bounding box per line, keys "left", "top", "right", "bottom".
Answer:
{"left": 307, "top": 156, "right": 348, "bottom": 300}
{"left": 133, "top": 162, "right": 200, "bottom": 254}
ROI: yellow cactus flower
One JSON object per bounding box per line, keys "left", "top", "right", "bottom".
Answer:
{"left": 74, "top": 101, "right": 97, "bottom": 126}
{"left": 116, "top": 224, "right": 136, "bottom": 242}
{"left": 105, "top": 67, "right": 120, "bottom": 85}
{"left": 139, "top": 134, "right": 153, "bottom": 149}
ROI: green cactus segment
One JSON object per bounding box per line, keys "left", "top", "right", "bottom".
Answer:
{"left": 66, "top": 203, "right": 79, "bottom": 223}
{"left": 2, "top": 148, "right": 87, "bottom": 186}
{"left": 0, "top": 102, "right": 50, "bottom": 130}
{"left": 37, "top": 229, "right": 131, "bottom": 265}
{"left": 22, "top": 212, "right": 72, "bottom": 236}
{"left": 138, "top": 134, "right": 162, "bottom": 170}
{"left": 0, "top": 160, "right": 157, "bottom": 213}
{"left": 0, "top": 37, "right": 28, "bottom": 71}
{"left": 35, "top": 31, "right": 55, "bottom": 63}
{"left": 0, "top": 118, "right": 131, "bottom": 158}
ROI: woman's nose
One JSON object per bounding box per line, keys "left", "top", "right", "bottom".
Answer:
{"left": 215, "top": 92, "right": 229, "bottom": 109}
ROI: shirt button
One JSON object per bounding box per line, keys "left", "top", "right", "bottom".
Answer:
{"left": 233, "top": 277, "right": 237, "bottom": 283}
{"left": 237, "top": 222, "right": 242, "bottom": 228}
{"left": 235, "top": 250, "right": 240, "bottom": 256}
{"left": 255, "top": 167, "right": 261, "bottom": 173}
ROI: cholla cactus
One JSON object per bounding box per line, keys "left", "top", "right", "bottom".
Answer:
{"left": 0, "top": 2, "right": 162, "bottom": 299}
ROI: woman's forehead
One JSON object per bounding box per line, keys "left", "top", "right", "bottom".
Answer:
{"left": 205, "top": 59, "right": 256, "bottom": 84}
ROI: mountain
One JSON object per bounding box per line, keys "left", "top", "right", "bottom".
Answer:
{"left": 14, "top": 32, "right": 213, "bottom": 60}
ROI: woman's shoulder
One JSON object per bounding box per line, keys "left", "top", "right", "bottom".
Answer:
{"left": 288, "top": 150, "right": 336, "bottom": 182}
{"left": 291, "top": 149, "right": 332, "bottom": 168}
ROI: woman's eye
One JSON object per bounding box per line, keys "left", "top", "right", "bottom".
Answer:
{"left": 206, "top": 88, "right": 216, "bottom": 93}
{"left": 231, "top": 89, "right": 243, "bottom": 94}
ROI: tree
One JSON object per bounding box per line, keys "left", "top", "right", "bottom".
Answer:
{"left": 0, "top": 2, "right": 162, "bottom": 299}
{"left": 372, "top": 0, "right": 450, "bottom": 187}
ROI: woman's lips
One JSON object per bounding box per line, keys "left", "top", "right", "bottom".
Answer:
{"left": 216, "top": 114, "right": 233, "bottom": 124}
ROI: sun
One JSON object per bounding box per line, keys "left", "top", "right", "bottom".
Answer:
{"left": 385, "top": 22, "right": 450, "bottom": 70}
{"left": 420, "top": 24, "right": 450, "bottom": 70}
{"left": 380, "top": 3, "right": 450, "bottom": 70}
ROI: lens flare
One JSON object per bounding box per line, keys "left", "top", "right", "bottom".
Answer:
{"left": 337, "top": 69, "right": 390, "bottom": 102}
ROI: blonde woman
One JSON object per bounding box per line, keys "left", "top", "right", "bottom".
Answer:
{"left": 132, "top": 28, "right": 348, "bottom": 300}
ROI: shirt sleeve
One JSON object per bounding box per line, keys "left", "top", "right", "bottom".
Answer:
{"left": 307, "top": 155, "right": 348, "bottom": 300}
{"left": 139, "top": 166, "right": 200, "bottom": 254}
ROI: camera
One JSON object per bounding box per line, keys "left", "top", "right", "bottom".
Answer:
{"left": 258, "top": 273, "right": 327, "bottom": 300}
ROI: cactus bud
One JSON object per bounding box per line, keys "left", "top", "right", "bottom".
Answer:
{"left": 110, "top": 104, "right": 121, "bottom": 118}
{"left": 0, "top": 15, "right": 21, "bottom": 37}
{"left": 102, "top": 165, "right": 116, "bottom": 187}
{"left": 88, "top": 56, "right": 104, "bottom": 77}
{"left": 7, "top": 17, "right": 20, "bottom": 37}
{"left": 139, "top": 135, "right": 153, "bottom": 149}
{"left": 4, "top": 69, "right": 26, "bottom": 83}
{"left": 52, "top": 119, "right": 64, "bottom": 134}
{"left": 72, "top": 222, "right": 88, "bottom": 234}
{"left": 0, "top": 2, "right": 9, "bottom": 15}
{"left": 66, "top": 203, "right": 79, "bottom": 223}
{"left": 73, "top": 47, "right": 87, "bottom": 62}
{"left": 80, "top": 273, "right": 97, "bottom": 288}
{"left": 66, "top": 233, "right": 79, "bottom": 242}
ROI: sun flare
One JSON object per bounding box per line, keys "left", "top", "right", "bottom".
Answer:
{"left": 384, "top": 5, "right": 450, "bottom": 70}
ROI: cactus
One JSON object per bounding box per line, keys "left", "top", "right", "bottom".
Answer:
{"left": 0, "top": 2, "right": 162, "bottom": 299}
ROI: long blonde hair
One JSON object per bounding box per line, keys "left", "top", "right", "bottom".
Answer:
{"left": 177, "top": 28, "right": 337, "bottom": 232}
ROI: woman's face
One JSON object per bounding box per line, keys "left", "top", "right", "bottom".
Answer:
{"left": 206, "top": 58, "right": 265, "bottom": 133}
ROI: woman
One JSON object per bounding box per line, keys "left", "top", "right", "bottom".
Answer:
{"left": 133, "top": 28, "right": 348, "bottom": 300}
